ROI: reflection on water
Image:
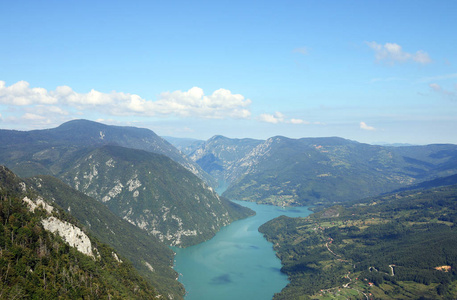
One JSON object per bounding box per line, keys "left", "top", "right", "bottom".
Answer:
{"left": 173, "top": 200, "right": 311, "bottom": 300}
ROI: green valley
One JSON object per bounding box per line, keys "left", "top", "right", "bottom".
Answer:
{"left": 259, "top": 184, "right": 457, "bottom": 299}
{"left": 1, "top": 119, "right": 457, "bottom": 299}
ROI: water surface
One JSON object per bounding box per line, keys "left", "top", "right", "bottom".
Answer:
{"left": 173, "top": 200, "right": 311, "bottom": 300}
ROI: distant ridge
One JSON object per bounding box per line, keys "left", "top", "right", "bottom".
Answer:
{"left": 187, "top": 135, "right": 457, "bottom": 206}
{"left": 0, "top": 119, "right": 215, "bottom": 185}
{"left": 390, "top": 173, "right": 457, "bottom": 193}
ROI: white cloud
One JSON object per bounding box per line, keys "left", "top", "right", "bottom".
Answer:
{"left": 22, "top": 113, "right": 43, "bottom": 120}
{"left": 22, "top": 113, "right": 49, "bottom": 122}
{"left": 413, "top": 50, "right": 432, "bottom": 64}
{"left": 259, "top": 112, "right": 285, "bottom": 124}
{"left": 429, "top": 83, "right": 442, "bottom": 92}
{"left": 0, "top": 81, "right": 252, "bottom": 119}
{"left": 366, "top": 42, "right": 431, "bottom": 65}
{"left": 290, "top": 118, "right": 310, "bottom": 125}
{"left": 27, "top": 105, "right": 69, "bottom": 116}
{"left": 259, "top": 113, "right": 319, "bottom": 125}
{"left": 360, "top": 121, "right": 376, "bottom": 131}
{"left": 155, "top": 87, "right": 251, "bottom": 119}
{"left": 0, "top": 81, "right": 58, "bottom": 105}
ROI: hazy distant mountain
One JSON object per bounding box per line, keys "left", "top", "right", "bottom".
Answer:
{"left": 389, "top": 173, "right": 457, "bottom": 193}
{"left": 188, "top": 135, "right": 457, "bottom": 206}
{"left": 162, "top": 136, "right": 205, "bottom": 155}
{"left": 187, "top": 135, "right": 264, "bottom": 184}
{"left": 59, "top": 145, "right": 253, "bottom": 246}
{"left": 372, "top": 142, "right": 416, "bottom": 147}
{"left": 0, "top": 119, "right": 215, "bottom": 186}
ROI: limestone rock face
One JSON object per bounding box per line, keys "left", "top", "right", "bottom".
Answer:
{"left": 42, "top": 216, "right": 94, "bottom": 258}
{"left": 22, "top": 194, "right": 94, "bottom": 258}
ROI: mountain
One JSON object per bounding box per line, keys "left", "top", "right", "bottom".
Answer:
{"left": 259, "top": 184, "right": 457, "bottom": 299}
{"left": 26, "top": 174, "right": 185, "bottom": 299}
{"left": 162, "top": 136, "right": 205, "bottom": 155}
{"left": 0, "top": 119, "right": 215, "bottom": 186}
{"left": 188, "top": 136, "right": 457, "bottom": 206}
{"left": 187, "top": 135, "right": 263, "bottom": 184}
{"left": 0, "top": 166, "right": 161, "bottom": 299}
{"left": 59, "top": 145, "right": 254, "bottom": 247}
{"left": 390, "top": 173, "right": 457, "bottom": 193}
{"left": 0, "top": 120, "right": 253, "bottom": 246}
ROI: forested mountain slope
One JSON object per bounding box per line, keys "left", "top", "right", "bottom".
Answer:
{"left": 0, "top": 120, "right": 253, "bottom": 248}
{"left": 60, "top": 145, "right": 254, "bottom": 247}
{"left": 0, "top": 119, "right": 214, "bottom": 185}
{"left": 26, "top": 174, "right": 184, "bottom": 299}
{"left": 189, "top": 135, "right": 457, "bottom": 206}
{"left": 0, "top": 166, "right": 161, "bottom": 299}
{"left": 259, "top": 184, "right": 457, "bottom": 299}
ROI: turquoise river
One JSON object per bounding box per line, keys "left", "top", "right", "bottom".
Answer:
{"left": 173, "top": 198, "right": 311, "bottom": 300}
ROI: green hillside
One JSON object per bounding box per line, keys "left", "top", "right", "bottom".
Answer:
{"left": 222, "top": 136, "right": 457, "bottom": 206}
{"left": 60, "top": 145, "right": 254, "bottom": 247}
{"left": 259, "top": 184, "right": 457, "bottom": 299}
{"left": 0, "top": 121, "right": 253, "bottom": 248}
{"left": 0, "top": 166, "right": 161, "bottom": 299}
{"left": 0, "top": 119, "right": 214, "bottom": 185}
{"left": 26, "top": 174, "right": 185, "bottom": 299}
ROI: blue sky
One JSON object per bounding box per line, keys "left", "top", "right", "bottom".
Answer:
{"left": 1, "top": 0, "right": 456, "bottom": 144}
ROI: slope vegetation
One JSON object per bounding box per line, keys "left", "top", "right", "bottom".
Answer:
{"left": 259, "top": 184, "right": 457, "bottom": 299}
{"left": 0, "top": 166, "right": 161, "bottom": 299}
{"left": 26, "top": 174, "right": 184, "bottom": 299}
{"left": 60, "top": 145, "right": 254, "bottom": 247}
{"left": 0, "top": 119, "right": 214, "bottom": 185}
{"left": 189, "top": 135, "right": 457, "bottom": 206}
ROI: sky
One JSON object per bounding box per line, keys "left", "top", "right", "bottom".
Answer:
{"left": 1, "top": 0, "right": 456, "bottom": 144}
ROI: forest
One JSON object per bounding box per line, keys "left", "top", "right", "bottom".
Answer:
{"left": 0, "top": 166, "right": 161, "bottom": 299}
{"left": 259, "top": 184, "right": 457, "bottom": 299}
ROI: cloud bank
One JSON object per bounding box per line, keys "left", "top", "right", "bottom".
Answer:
{"left": 366, "top": 42, "right": 431, "bottom": 65}
{"left": 0, "top": 81, "right": 252, "bottom": 121}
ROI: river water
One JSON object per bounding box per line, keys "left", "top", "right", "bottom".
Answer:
{"left": 173, "top": 199, "right": 311, "bottom": 300}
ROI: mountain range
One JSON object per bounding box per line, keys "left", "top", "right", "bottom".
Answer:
{"left": 0, "top": 119, "right": 214, "bottom": 185}
{"left": 176, "top": 135, "right": 457, "bottom": 206}
{"left": 2, "top": 119, "right": 457, "bottom": 299}
{"left": 0, "top": 120, "right": 253, "bottom": 247}
{"left": 0, "top": 120, "right": 255, "bottom": 298}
